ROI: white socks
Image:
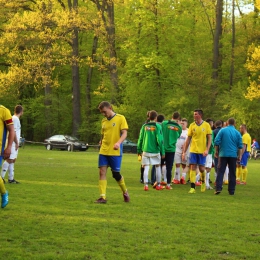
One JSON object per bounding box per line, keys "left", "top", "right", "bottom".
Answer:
{"left": 143, "top": 165, "right": 150, "bottom": 185}
{"left": 206, "top": 171, "right": 210, "bottom": 187}
{"left": 8, "top": 163, "right": 14, "bottom": 180}
{"left": 175, "top": 167, "right": 180, "bottom": 181}
{"left": 156, "top": 166, "right": 161, "bottom": 184}
{"left": 162, "top": 165, "right": 166, "bottom": 182}
{"left": 1, "top": 161, "right": 9, "bottom": 178}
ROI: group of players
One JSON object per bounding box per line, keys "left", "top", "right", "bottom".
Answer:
{"left": 137, "top": 109, "right": 251, "bottom": 195}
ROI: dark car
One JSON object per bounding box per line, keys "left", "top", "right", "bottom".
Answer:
{"left": 44, "top": 135, "right": 88, "bottom": 152}
{"left": 122, "top": 139, "right": 137, "bottom": 153}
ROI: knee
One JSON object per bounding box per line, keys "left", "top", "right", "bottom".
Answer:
{"left": 112, "top": 171, "right": 122, "bottom": 181}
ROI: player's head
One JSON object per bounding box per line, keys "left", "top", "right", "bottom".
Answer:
{"left": 240, "top": 124, "right": 247, "bottom": 134}
{"left": 15, "top": 105, "right": 23, "bottom": 116}
{"left": 206, "top": 118, "right": 214, "bottom": 129}
{"left": 193, "top": 109, "right": 203, "bottom": 122}
{"left": 181, "top": 118, "right": 188, "bottom": 129}
{"left": 157, "top": 114, "right": 165, "bottom": 123}
{"left": 215, "top": 120, "right": 222, "bottom": 128}
{"left": 149, "top": 110, "right": 158, "bottom": 121}
{"left": 227, "top": 118, "right": 235, "bottom": 126}
{"left": 98, "top": 101, "right": 114, "bottom": 118}
{"left": 172, "top": 111, "right": 180, "bottom": 120}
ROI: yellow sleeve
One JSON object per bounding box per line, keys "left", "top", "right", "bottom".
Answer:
{"left": 120, "top": 116, "right": 128, "bottom": 130}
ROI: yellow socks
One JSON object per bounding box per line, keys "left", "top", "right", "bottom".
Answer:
{"left": 242, "top": 168, "right": 248, "bottom": 183}
{"left": 200, "top": 171, "right": 205, "bottom": 183}
{"left": 99, "top": 180, "right": 107, "bottom": 199}
{"left": 117, "top": 177, "right": 127, "bottom": 193}
{"left": 0, "top": 177, "right": 6, "bottom": 195}
{"left": 190, "top": 170, "right": 196, "bottom": 183}
{"left": 236, "top": 166, "right": 241, "bottom": 180}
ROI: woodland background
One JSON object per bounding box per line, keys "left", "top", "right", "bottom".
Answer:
{"left": 0, "top": 0, "right": 260, "bottom": 143}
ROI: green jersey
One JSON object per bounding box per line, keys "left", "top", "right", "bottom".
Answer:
{"left": 209, "top": 130, "right": 215, "bottom": 155}
{"left": 137, "top": 122, "right": 165, "bottom": 155}
{"left": 162, "top": 120, "right": 182, "bottom": 152}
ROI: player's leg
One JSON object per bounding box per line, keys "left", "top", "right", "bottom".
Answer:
{"left": 241, "top": 152, "right": 249, "bottom": 184}
{"left": 215, "top": 157, "right": 227, "bottom": 195}
{"left": 0, "top": 157, "right": 8, "bottom": 208}
{"left": 173, "top": 153, "right": 181, "bottom": 184}
{"left": 109, "top": 156, "right": 129, "bottom": 202}
{"left": 236, "top": 164, "right": 241, "bottom": 184}
{"left": 1, "top": 159, "right": 11, "bottom": 180}
{"left": 227, "top": 157, "right": 237, "bottom": 195}
{"left": 95, "top": 155, "right": 108, "bottom": 203}
{"left": 165, "top": 152, "right": 175, "bottom": 189}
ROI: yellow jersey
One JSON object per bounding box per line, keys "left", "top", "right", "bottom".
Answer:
{"left": 99, "top": 113, "right": 128, "bottom": 156}
{"left": 188, "top": 121, "right": 212, "bottom": 154}
{"left": 0, "top": 105, "right": 13, "bottom": 152}
{"left": 242, "top": 132, "right": 251, "bottom": 152}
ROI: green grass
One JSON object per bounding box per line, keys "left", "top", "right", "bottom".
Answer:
{"left": 1, "top": 145, "right": 260, "bottom": 260}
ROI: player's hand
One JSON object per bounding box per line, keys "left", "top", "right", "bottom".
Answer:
{"left": 214, "top": 152, "right": 219, "bottom": 158}
{"left": 113, "top": 142, "right": 120, "bottom": 150}
{"left": 161, "top": 155, "right": 165, "bottom": 159}
{"left": 15, "top": 143, "right": 19, "bottom": 150}
{"left": 203, "top": 150, "right": 208, "bottom": 157}
{"left": 182, "top": 153, "right": 186, "bottom": 161}
{"left": 3, "top": 148, "right": 11, "bottom": 160}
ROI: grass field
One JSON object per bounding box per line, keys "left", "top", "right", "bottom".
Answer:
{"left": 1, "top": 145, "right": 260, "bottom": 260}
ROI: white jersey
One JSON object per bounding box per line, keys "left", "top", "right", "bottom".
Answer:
{"left": 176, "top": 129, "right": 188, "bottom": 154}
{"left": 12, "top": 115, "right": 21, "bottom": 141}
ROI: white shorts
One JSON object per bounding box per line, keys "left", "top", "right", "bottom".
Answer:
{"left": 174, "top": 152, "right": 190, "bottom": 166}
{"left": 205, "top": 154, "right": 213, "bottom": 168}
{"left": 142, "top": 152, "right": 161, "bottom": 165}
{"left": 9, "top": 143, "right": 18, "bottom": 160}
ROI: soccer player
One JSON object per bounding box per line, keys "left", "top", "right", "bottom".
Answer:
{"left": 214, "top": 118, "right": 243, "bottom": 195}
{"left": 137, "top": 111, "right": 165, "bottom": 191}
{"left": 182, "top": 109, "right": 212, "bottom": 194}
{"left": 1, "top": 105, "right": 23, "bottom": 184}
{"left": 0, "top": 105, "right": 15, "bottom": 208}
{"left": 95, "top": 101, "right": 130, "bottom": 204}
{"left": 161, "top": 112, "right": 182, "bottom": 190}
{"left": 213, "top": 120, "right": 223, "bottom": 183}
{"left": 205, "top": 118, "right": 215, "bottom": 190}
{"left": 236, "top": 124, "right": 251, "bottom": 185}
{"left": 172, "top": 118, "right": 188, "bottom": 184}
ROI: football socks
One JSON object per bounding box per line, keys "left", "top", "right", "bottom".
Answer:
{"left": 99, "top": 180, "right": 107, "bottom": 199}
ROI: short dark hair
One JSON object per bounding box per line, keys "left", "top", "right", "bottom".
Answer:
{"left": 172, "top": 111, "right": 180, "bottom": 120}
{"left": 149, "top": 110, "right": 158, "bottom": 121}
{"left": 181, "top": 118, "right": 188, "bottom": 123}
{"left": 206, "top": 118, "right": 213, "bottom": 123}
{"left": 98, "top": 101, "right": 112, "bottom": 110}
{"left": 215, "top": 120, "right": 222, "bottom": 127}
{"left": 241, "top": 124, "right": 247, "bottom": 130}
{"left": 194, "top": 109, "right": 203, "bottom": 116}
{"left": 228, "top": 118, "right": 235, "bottom": 125}
{"left": 146, "top": 111, "right": 150, "bottom": 118}
{"left": 15, "top": 105, "right": 23, "bottom": 114}
{"left": 157, "top": 114, "right": 165, "bottom": 123}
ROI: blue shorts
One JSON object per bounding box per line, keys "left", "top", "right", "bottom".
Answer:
{"left": 98, "top": 154, "right": 122, "bottom": 172}
{"left": 189, "top": 152, "right": 206, "bottom": 166}
{"left": 240, "top": 151, "right": 249, "bottom": 166}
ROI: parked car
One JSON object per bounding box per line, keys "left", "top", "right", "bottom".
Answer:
{"left": 44, "top": 135, "right": 88, "bottom": 151}
{"left": 123, "top": 139, "right": 137, "bottom": 153}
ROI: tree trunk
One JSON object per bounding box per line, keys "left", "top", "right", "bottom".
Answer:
{"left": 91, "top": 0, "right": 118, "bottom": 102}
{"left": 229, "top": 0, "right": 235, "bottom": 90}
{"left": 212, "top": 0, "right": 223, "bottom": 96}
{"left": 68, "top": 0, "right": 81, "bottom": 137}
{"left": 86, "top": 35, "right": 98, "bottom": 116}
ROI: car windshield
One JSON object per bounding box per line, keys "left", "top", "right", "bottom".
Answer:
{"left": 65, "top": 136, "right": 79, "bottom": 141}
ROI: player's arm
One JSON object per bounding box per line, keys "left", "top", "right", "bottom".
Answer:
{"left": 241, "top": 143, "right": 246, "bottom": 154}
{"left": 203, "top": 134, "right": 212, "bottom": 157}
{"left": 113, "top": 129, "right": 127, "bottom": 150}
{"left": 3, "top": 124, "right": 15, "bottom": 160}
